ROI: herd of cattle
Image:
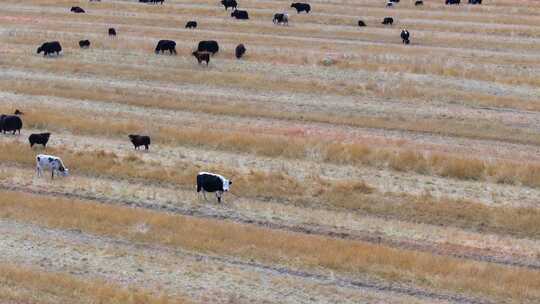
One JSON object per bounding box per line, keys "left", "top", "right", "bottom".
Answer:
{"left": 12, "top": 0, "right": 486, "bottom": 202}
{"left": 1, "top": 111, "right": 231, "bottom": 202}
{"left": 37, "top": 0, "right": 488, "bottom": 63}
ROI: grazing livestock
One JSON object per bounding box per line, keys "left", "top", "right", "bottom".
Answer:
{"left": 382, "top": 17, "right": 394, "bottom": 25}
{"left": 14, "top": 109, "right": 24, "bottom": 115}
{"left": 79, "top": 40, "right": 90, "bottom": 48}
{"left": 273, "top": 13, "right": 289, "bottom": 25}
{"left": 468, "top": 0, "right": 481, "bottom": 4}
{"left": 415, "top": 0, "right": 423, "bottom": 5}
{"left": 141, "top": 0, "right": 164, "bottom": 3}
{"left": 446, "top": 0, "right": 460, "bottom": 4}
{"left": 291, "top": 2, "right": 310, "bottom": 13}
{"left": 192, "top": 51, "right": 210, "bottom": 65}
{"left": 235, "top": 44, "right": 246, "bottom": 59}
{"left": 29, "top": 133, "right": 51, "bottom": 148}
{"left": 221, "top": 0, "right": 237, "bottom": 10}
{"left": 0, "top": 115, "right": 23, "bottom": 134}
{"left": 231, "top": 9, "right": 249, "bottom": 20}
{"left": 358, "top": 20, "right": 366, "bottom": 27}
{"left": 196, "top": 172, "right": 232, "bottom": 203}
{"left": 128, "top": 134, "right": 151, "bottom": 150}
{"left": 155, "top": 40, "right": 177, "bottom": 54}
{"left": 185, "top": 21, "right": 197, "bottom": 29}
{"left": 71, "top": 6, "right": 85, "bottom": 13}
{"left": 197, "top": 40, "right": 219, "bottom": 55}
{"left": 36, "top": 154, "right": 69, "bottom": 179}
{"left": 37, "top": 41, "right": 62, "bottom": 57}
{"left": 401, "top": 29, "right": 410, "bottom": 44}
{"left": 386, "top": 2, "right": 394, "bottom": 7}
{"left": 108, "top": 28, "right": 116, "bottom": 36}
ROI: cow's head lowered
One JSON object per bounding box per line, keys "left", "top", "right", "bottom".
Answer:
{"left": 57, "top": 160, "right": 69, "bottom": 177}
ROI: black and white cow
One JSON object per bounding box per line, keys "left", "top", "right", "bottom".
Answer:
{"left": 196, "top": 172, "right": 232, "bottom": 203}
{"left": 36, "top": 154, "right": 69, "bottom": 179}
{"left": 401, "top": 29, "right": 410, "bottom": 44}
{"left": 400, "top": 30, "right": 410, "bottom": 43}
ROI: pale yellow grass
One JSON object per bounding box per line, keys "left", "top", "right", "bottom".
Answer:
{"left": 3, "top": 102, "right": 540, "bottom": 188}
{"left": 0, "top": 263, "right": 189, "bottom": 304}
{"left": 4, "top": 22, "right": 540, "bottom": 90}
{"left": 2, "top": 190, "right": 540, "bottom": 302}
{"left": 2, "top": 142, "right": 540, "bottom": 239}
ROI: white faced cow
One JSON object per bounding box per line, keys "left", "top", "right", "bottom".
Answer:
{"left": 36, "top": 154, "right": 69, "bottom": 179}
{"left": 196, "top": 172, "right": 232, "bottom": 203}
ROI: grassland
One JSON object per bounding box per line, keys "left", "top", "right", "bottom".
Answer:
{"left": 0, "top": 0, "right": 539, "bottom": 303}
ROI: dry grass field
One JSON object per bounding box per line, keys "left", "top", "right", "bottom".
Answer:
{"left": 0, "top": 0, "right": 540, "bottom": 303}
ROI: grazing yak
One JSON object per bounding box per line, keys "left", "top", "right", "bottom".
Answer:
{"left": 196, "top": 172, "right": 232, "bottom": 203}
{"left": 192, "top": 51, "right": 210, "bottom": 65}
{"left": 14, "top": 109, "right": 24, "bottom": 115}
{"left": 109, "top": 28, "right": 116, "bottom": 36}
{"left": 382, "top": 17, "right": 394, "bottom": 25}
{"left": 273, "top": 13, "right": 289, "bottom": 25}
{"left": 79, "top": 40, "right": 91, "bottom": 48}
{"left": 358, "top": 20, "right": 366, "bottom": 27}
{"left": 29, "top": 133, "right": 51, "bottom": 148}
{"left": 415, "top": 0, "right": 423, "bottom": 5}
{"left": 401, "top": 29, "right": 410, "bottom": 44}
{"left": 36, "top": 154, "right": 69, "bottom": 179}
{"left": 386, "top": 2, "right": 394, "bottom": 7}
{"left": 185, "top": 21, "right": 197, "bottom": 29}
{"left": 221, "top": 0, "right": 237, "bottom": 10}
{"left": 128, "top": 134, "right": 151, "bottom": 150}
{"left": 37, "top": 41, "right": 62, "bottom": 57}
{"left": 231, "top": 9, "right": 249, "bottom": 19}
{"left": 197, "top": 40, "right": 219, "bottom": 55}
{"left": 468, "top": 0, "right": 481, "bottom": 4}
{"left": 0, "top": 115, "right": 23, "bottom": 134}
{"left": 235, "top": 44, "right": 246, "bottom": 59}
{"left": 446, "top": 0, "right": 460, "bottom": 4}
{"left": 155, "top": 40, "right": 177, "bottom": 54}
{"left": 291, "top": 2, "right": 310, "bottom": 13}
{"left": 71, "top": 6, "right": 85, "bottom": 13}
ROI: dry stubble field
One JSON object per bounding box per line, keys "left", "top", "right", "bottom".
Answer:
{"left": 1, "top": 0, "right": 540, "bottom": 303}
